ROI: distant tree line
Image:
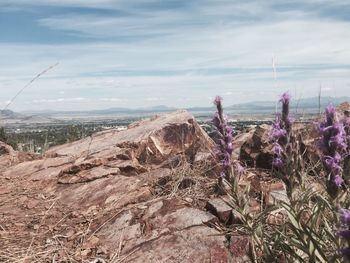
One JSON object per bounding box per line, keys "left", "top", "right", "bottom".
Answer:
{"left": 0, "top": 124, "right": 100, "bottom": 154}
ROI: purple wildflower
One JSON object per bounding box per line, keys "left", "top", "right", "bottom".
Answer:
{"left": 280, "top": 92, "right": 292, "bottom": 133}
{"left": 270, "top": 92, "right": 293, "bottom": 169}
{"left": 270, "top": 92, "right": 305, "bottom": 198}
{"left": 319, "top": 104, "right": 347, "bottom": 197}
{"left": 226, "top": 142, "right": 234, "bottom": 154}
{"left": 339, "top": 208, "right": 350, "bottom": 261}
{"left": 343, "top": 111, "right": 350, "bottom": 155}
{"left": 341, "top": 248, "right": 350, "bottom": 261}
{"left": 341, "top": 208, "right": 350, "bottom": 225}
{"left": 270, "top": 117, "right": 287, "bottom": 167}
{"left": 272, "top": 142, "right": 283, "bottom": 156}
{"left": 273, "top": 157, "right": 284, "bottom": 168}
{"left": 212, "top": 96, "right": 244, "bottom": 181}
{"left": 335, "top": 175, "right": 344, "bottom": 187}
{"left": 234, "top": 162, "right": 246, "bottom": 181}
{"left": 330, "top": 124, "right": 347, "bottom": 150}
{"left": 279, "top": 92, "right": 291, "bottom": 104}
{"left": 271, "top": 123, "right": 287, "bottom": 141}
{"left": 326, "top": 105, "right": 337, "bottom": 119}
{"left": 339, "top": 230, "right": 350, "bottom": 239}
{"left": 212, "top": 112, "right": 221, "bottom": 128}
{"left": 214, "top": 95, "right": 223, "bottom": 106}
{"left": 212, "top": 96, "right": 233, "bottom": 179}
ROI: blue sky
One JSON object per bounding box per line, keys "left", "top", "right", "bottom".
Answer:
{"left": 1, "top": 0, "right": 350, "bottom": 111}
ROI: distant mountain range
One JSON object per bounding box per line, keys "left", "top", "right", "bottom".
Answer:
{"left": 0, "top": 109, "right": 57, "bottom": 125}
{"left": 21, "top": 96, "right": 350, "bottom": 117}
{"left": 1, "top": 96, "right": 348, "bottom": 124}
{"left": 21, "top": 105, "right": 179, "bottom": 119}
{"left": 225, "top": 96, "right": 350, "bottom": 113}
{"left": 0, "top": 109, "right": 24, "bottom": 120}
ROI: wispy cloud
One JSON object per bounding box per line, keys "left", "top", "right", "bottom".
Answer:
{"left": 100, "top": 97, "right": 125, "bottom": 102}
{"left": 0, "top": 1, "right": 350, "bottom": 111}
{"left": 30, "top": 97, "right": 90, "bottom": 104}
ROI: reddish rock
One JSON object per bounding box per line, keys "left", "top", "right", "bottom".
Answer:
{"left": 95, "top": 198, "right": 228, "bottom": 262}
{"left": 238, "top": 125, "right": 273, "bottom": 169}
{"left": 229, "top": 235, "right": 250, "bottom": 262}
{"left": 232, "top": 129, "right": 255, "bottom": 160}
{"left": 126, "top": 226, "right": 229, "bottom": 263}
{"left": 0, "top": 111, "right": 231, "bottom": 262}
{"left": 0, "top": 141, "right": 12, "bottom": 155}
{"left": 45, "top": 110, "right": 214, "bottom": 165}
{"left": 338, "top": 102, "right": 350, "bottom": 113}
{"left": 206, "top": 198, "right": 232, "bottom": 223}
{"left": 237, "top": 123, "right": 319, "bottom": 170}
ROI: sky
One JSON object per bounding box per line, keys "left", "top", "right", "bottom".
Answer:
{"left": 1, "top": 0, "right": 350, "bottom": 111}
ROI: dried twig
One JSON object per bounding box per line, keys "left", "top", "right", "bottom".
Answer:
{"left": 4, "top": 62, "right": 59, "bottom": 110}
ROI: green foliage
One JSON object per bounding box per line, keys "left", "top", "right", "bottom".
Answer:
{"left": 226, "top": 175, "right": 346, "bottom": 262}
{"left": 1, "top": 124, "right": 99, "bottom": 153}
{"left": 264, "top": 190, "right": 343, "bottom": 262}
{"left": 0, "top": 126, "right": 17, "bottom": 149}
{"left": 225, "top": 173, "right": 277, "bottom": 262}
{"left": 0, "top": 126, "right": 7, "bottom": 142}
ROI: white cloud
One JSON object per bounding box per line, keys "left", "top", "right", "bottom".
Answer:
{"left": 0, "top": 0, "right": 118, "bottom": 8}
{"left": 1, "top": 1, "right": 350, "bottom": 111}
{"left": 100, "top": 98, "right": 125, "bottom": 102}
{"left": 30, "top": 97, "right": 90, "bottom": 104}
{"left": 145, "top": 97, "right": 164, "bottom": 101}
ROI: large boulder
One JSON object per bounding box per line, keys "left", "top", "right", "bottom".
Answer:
{"left": 0, "top": 111, "right": 236, "bottom": 263}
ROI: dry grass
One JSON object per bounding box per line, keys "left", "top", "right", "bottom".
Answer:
{"left": 152, "top": 160, "right": 217, "bottom": 208}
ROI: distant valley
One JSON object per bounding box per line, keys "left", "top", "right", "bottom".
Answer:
{"left": 1, "top": 96, "right": 349, "bottom": 125}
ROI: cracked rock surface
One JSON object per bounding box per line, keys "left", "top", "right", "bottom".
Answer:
{"left": 0, "top": 110, "right": 236, "bottom": 263}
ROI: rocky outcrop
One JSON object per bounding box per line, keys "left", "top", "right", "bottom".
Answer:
{"left": 0, "top": 111, "right": 236, "bottom": 263}
{"left": 5, "top": 108, "right": 335, "bottom": 262}
{"left": 238, "top": 124, "right": 273, "bottom": 169}
{"left": 237, "top": 123, "right": 319, "bottom": 170}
